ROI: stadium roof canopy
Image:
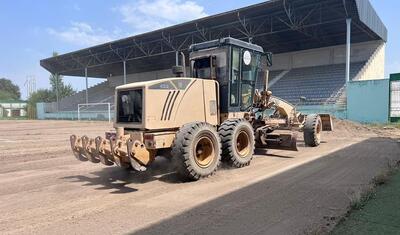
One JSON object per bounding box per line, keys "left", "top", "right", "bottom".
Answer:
{"left": 40, "top": 0, "right": 387, "bottom": 78}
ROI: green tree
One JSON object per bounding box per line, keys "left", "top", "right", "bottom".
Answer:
{"left": 49, "top": 52, "right": 75, "bottom": 100}
{"left": 49, "top": 73, "right": 75, "bottom": 100}
{"left": 26, "top": 89, "right": 55, "bottom": 119}
{"left": 0, "top": 78, "right": 21, "bottom": 100}
{"left": 27, "top": 89, "right": 55, "bottom": 105}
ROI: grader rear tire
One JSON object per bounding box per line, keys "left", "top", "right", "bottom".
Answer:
{"left": 303, "top": 114, "right": 322, "bottom": 147}
{"left": 219, "top": 119, "right": 255, "bottom": 168}
{"left": 172, "top": 122, "right": 221, "bottom": 181}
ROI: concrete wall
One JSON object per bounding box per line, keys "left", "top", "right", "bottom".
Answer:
{"left": 347, "top": 79, "right": 390, "bottom": 123}
{"left": 269, "top": 40, "right": 382, "bottom": 71}
{"left": 298, "top": 104, "right": 347, "bottom": 119}
{"left": 36, "top": 103, "right": 113, "bottom": 121}
{"left": 355, "top": 43, "right": 386, "bottom": 81}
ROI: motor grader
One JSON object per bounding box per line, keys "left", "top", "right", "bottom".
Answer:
{"left": 70, "top": 37, "right": 333, "bottom": 180}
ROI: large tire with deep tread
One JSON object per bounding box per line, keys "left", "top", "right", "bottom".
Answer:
{"left": 303, "top": 114, "right": 322, "bottom": 147}
{"left": 219, "top": 119, "right": 255, "bottom": 168}
{"left": 171, "top": 122, "right": 221, "bottom": 181}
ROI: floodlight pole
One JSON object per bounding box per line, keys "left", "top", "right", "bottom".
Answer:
{"left": 85, "top": 67, "right": 89, "bottom": 104}
{"left": 123, "top": 60, "right": 127, "bottom": 84}
{"left": 345, "top": 18, "right": 352, "bottom": 83}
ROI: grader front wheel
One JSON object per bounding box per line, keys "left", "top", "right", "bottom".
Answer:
{"left": 172, "top": 122, "right": 221, "bottom": 181}
{"left": 303, "top": 114, "right": 322, "bottom": 147}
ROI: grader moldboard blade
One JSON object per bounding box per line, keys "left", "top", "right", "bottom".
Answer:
{"left": 264, "top": 133, "right": 298, "bottom": 151}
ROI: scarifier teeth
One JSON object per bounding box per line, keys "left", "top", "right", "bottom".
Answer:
{"left": 87, "top": 138, "right": 100, "bottom": 163}
{"left": 70, "top": 134, "right": 88, "bottom": 162}
{"left": 95, "top": 136, "right": 114, "bottom": 166}
{"left": 80, "top": 136, "right": 91, "bottom": 161}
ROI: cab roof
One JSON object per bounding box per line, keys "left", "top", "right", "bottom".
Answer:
{"left": 189, "top": 37, "right": 264, "bottom": 53}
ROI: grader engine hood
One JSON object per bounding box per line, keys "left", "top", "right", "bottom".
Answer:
{"left": 114, "top": 77, "right": 219, "bottom": 130}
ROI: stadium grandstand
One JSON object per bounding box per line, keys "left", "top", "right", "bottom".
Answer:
{"left": 40, "top": 0, "right": 387, "bottom": 120}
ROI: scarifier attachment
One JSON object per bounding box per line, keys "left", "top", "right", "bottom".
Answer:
{"left": 127, "top": 138, "right": 147, "bottom": 172}
{"left": 70, "top": 135, "right": 88, "bottom": 161}
{"left": 109, "top": 136, "right": 131, "bottom": 169}
{"left": 70, "top": 133, "right": 153, "bottom": 171}
{"left": 95, "top": 136, "right": 114, "bottom": 166}
{"left": 85, "top": 137, "right": 100, "bottom": 163}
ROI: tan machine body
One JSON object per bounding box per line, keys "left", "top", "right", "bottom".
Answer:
{"left": 70, "top": 37, "right": 333, "bottom": 179}
{"left": 71, "top": 77, "right": 221, "bottom": 170}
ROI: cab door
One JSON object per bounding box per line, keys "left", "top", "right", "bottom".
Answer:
{"left": 228, "top": 47, "right": 259, "bottom": 113}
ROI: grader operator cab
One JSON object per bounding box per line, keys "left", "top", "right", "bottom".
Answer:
{"left": 70, "top": 37, "right": 333, "bottom": 180}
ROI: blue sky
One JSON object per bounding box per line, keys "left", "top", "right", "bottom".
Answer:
{"left": 0, "top": 0, "right": 398, "bottom": 99}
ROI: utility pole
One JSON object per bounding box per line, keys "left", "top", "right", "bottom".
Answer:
{"left": 24, "top": 75, "right": 36, "bottom": 98}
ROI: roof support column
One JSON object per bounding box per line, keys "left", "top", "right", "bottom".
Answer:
{"left": 346, "top": 18, "right": 352, "bottom": 83}
{"left": 55, "top": 73, "right": 59, "bottom": 111}
{"left": 123, "top": 60, "right": 127, "bottom": 84}
{"left": 85, "top": 67, "right": 89, "bottom": 104}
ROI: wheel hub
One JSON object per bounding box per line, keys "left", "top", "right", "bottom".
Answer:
{"left": 194, "top": 136, "right": 215, "bottom": 168}
{"left": 236, "top": 130, "right": 250, "bottom": 157}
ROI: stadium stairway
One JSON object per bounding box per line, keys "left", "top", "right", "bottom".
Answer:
{"left": 58, "top": 81, "right": 115, "bottom": 111}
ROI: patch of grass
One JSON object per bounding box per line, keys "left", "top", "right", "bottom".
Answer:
{"left": 372, "top": 161, "right": 399, "bottom": 186}
{"left": 348, "top": 185, "right": 376, "bottom": 211}
{"left": 368, "top": 123, "right": 400, "bottom": 129}
{"left": 336, "top": 160, "right": 400, "bottom": 225}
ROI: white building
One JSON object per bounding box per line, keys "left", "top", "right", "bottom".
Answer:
{"left": 0, "top": 100, "right": 27, "bottom": 117}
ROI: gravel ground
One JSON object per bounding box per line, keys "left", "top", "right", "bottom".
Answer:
{"left": 0, "top": 119, "right": 399, "bottom": 235}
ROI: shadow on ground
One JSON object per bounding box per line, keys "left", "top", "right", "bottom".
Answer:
{"left": 62, "top": 157, "right": 180, "bottom": 194}
{"left": 129, "top": 137, "right": 400, "bottom": 235}
{"left": 62, "top": 147, "right": 302, "bottom": 193}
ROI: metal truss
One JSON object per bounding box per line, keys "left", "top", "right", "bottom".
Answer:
{"left": 42, "top": 0, "right": 361, "bottom": 75}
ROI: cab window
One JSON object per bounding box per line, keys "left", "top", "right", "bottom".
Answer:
{"left": 193, "top": 58, "right": 211, "bottom": 79}
{"left": 230, "top": 48, "right": 240, "bottom": 106}
{"left": 240, "top": 51, "right": 259, "bottom": 111}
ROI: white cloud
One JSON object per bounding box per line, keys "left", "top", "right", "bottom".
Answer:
{"left": 47, "top": 1, "right": 207, "bottom": 47}
{"left": 114, "top": 0, "right": 208, "bottom": 33}
{"left": 47, "top": 22, "right": 121, "bottom": 47}
{"left": 73, "top": 3, "right": 81, "bottom": 11}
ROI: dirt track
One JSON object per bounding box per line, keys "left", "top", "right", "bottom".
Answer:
{"left": 0, "top": 120, "right": 399, "bottom": 234}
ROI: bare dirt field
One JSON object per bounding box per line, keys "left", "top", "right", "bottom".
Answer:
{"left": 0, "top": 120, "right": 399, "bottom": 235}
